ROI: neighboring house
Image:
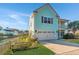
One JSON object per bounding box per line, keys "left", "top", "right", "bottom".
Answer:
{"left": 4, "top": 28, "right": 19, "bottom": 35}
{"left": 0, "top": 26, "right": 5, "bottom": 34}
{"left": 0, "top": 29, "right": 6, "bottom": 34}
{"left": 65, "top": 29, "right": 73, "bottom": 34}
{"left": 66, "top": 29, "right": 79, "bottom": 34}
{"left": 0, "top": 27, "right": 19, "bottom": 36}
{"left": 29, "top": 3, "right": 68, "bottom": 40}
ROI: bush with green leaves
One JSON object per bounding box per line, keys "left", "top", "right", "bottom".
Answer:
{"left": 63, "top": 33, "right": 75, "bottom": 39}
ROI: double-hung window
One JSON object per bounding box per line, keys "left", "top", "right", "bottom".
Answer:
{"left": 41, "top": 16, "right": 53, "bottom": 24}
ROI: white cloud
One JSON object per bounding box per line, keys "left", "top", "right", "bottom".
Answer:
{"left": 0, "top": 8, "right": 30, "bottom": 30}
{"left": 9, "top": 13, "right": 30, "bottom": 25}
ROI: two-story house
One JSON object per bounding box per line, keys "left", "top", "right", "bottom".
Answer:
{"left": 29, "top": 3, "right": 68, "bottom": 40}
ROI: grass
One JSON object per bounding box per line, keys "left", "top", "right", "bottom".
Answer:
{"left": 12, "top": 44, "right": 55, "bottom": 55}
{"left": 3, "top": 34, "right": 55, "bottom": 55}
{"left": 65, "top": 39, "right": 79, "bottom": 44}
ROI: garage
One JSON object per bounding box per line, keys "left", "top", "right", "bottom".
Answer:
{"left": 36, "top": 31, "right": 58, "bottom": 40}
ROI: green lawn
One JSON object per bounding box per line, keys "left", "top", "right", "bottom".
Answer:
{"left": 65, "top": 39, "right": 79, "bottom": 44}
{"left": 12, "top": 44, "right": 55, "bottom": 55}
{"left": 14, "top": 44, "right": 55, "bottom": 55}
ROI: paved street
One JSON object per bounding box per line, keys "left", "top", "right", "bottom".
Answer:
{"left": 40, "top": 40, "right": 79, "bottom": 55}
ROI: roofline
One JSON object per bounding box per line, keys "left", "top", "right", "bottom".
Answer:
{"left": 33, "top": 3, "right": 60, "bottom": 18}
{"left": 60, "top": 19, "right": 69, "bottom": 22}
{"left": 48, "top": 3, "right": 60, "bottom": 18}
{"left": 33, "top": 3, "right": 48, "bottom": 13}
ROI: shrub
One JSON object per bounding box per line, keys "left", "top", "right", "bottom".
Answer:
{"left": 30, "top": 41, "right": 38, "bottom": 48}
{"left": 11, "top": 42, "right": 32, "bottom": 52}
{"left": 63, "top": 33, "right": 75, "bottom": 39}
{"left": 11, "top": 34, "right": 38, "bottom": 52}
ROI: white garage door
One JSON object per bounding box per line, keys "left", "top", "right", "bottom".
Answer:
{"left": 36, "top": 32, "right": 58, "bottom": 40}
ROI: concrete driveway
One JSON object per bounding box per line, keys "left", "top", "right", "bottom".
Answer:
{"left": 40, "top": 40, "right": 79, "bottom": 55}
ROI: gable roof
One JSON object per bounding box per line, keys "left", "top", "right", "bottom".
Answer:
{"left": 33, "top": 3, "right": 60, "bottom": 18}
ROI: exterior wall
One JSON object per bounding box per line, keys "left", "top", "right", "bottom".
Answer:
{"left": 29, "top": 15, "right": 35, "bottom": 36}
{"left": 32, "top": 5, "right": 59, "bottom": 40}
{"left": 34, "top": 6, "right": 58, "bottom": 31}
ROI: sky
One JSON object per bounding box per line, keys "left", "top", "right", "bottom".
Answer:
{"left": 0, "top": 3, "right": 79, "bottom": 30}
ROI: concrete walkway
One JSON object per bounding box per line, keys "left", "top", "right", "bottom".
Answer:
{"left": 40, "top": 40, "right": 79, "bottom": 55}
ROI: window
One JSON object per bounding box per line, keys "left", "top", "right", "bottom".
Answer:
{"left": 41, "top": 16, "right": 44, "bottom": 23}
{"left": 41, "top": 16, "right": 53, "bottom": 24}
{"left": 44, "top": 17, "right": 47, "bottom": 23}
{"left": 48, "top": 18, "right": 50, "bottom": 24}
{"left": 51, "top": 18, "right": 53, "bottom": 24}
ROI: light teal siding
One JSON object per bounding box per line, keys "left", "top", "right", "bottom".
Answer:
{"left": 34, "top": 5, "right": 58, "bottom": 31}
